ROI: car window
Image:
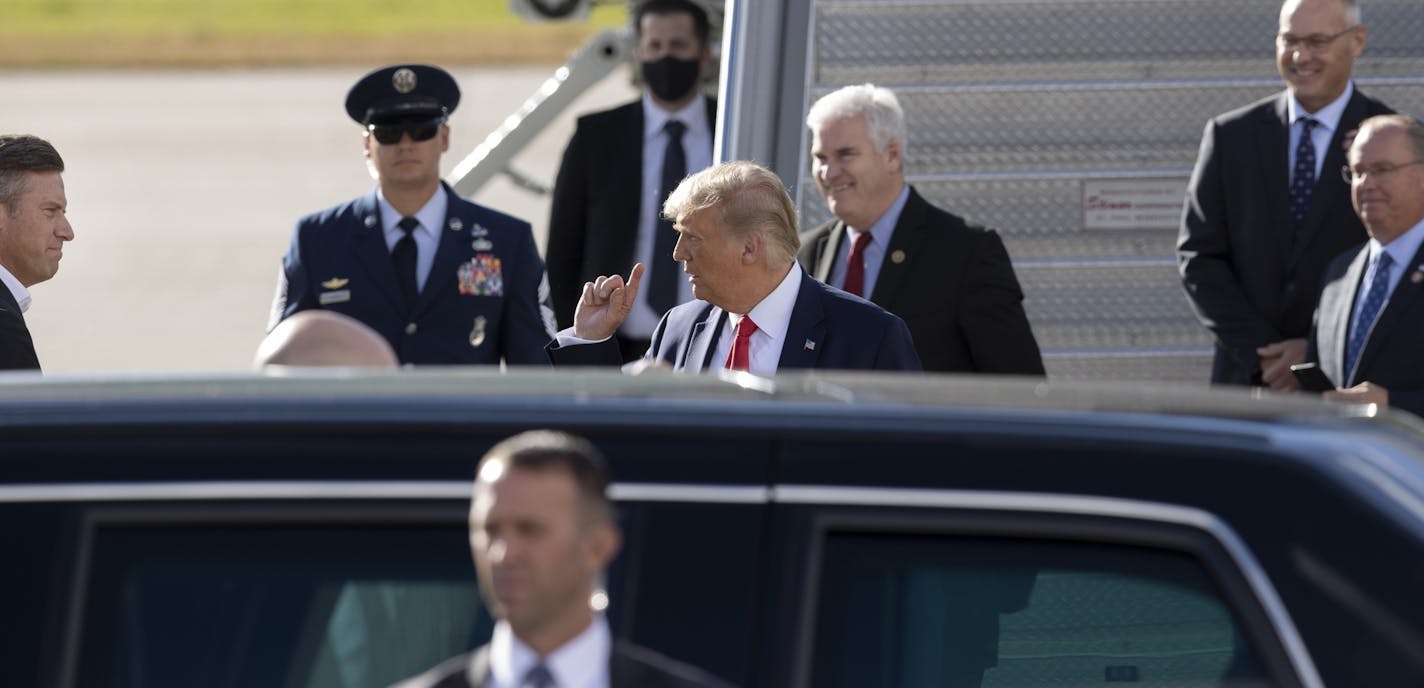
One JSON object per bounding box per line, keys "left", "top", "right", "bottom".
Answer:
{"left": 73, "top": 523, "right": 488, "bottom": 688}
{"left": 811, "top": 532, "right": 1273, "bottom": 688}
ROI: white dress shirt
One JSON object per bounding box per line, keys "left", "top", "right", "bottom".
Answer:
{"left": 624, "top": 92, "right": 714, "bottom": 338}
{"left": 479, "top": 616, "right": 611, "bottom": 688}
{"left": 1287, "top": 81, "right": 1353, "bottom": 183}
{"left": 377, "top": 185, "right": 449, "bottom": 292}
{"left": 826, "top": 184, "right": 910, "bottom": 299}
{"left": 0, "top": 264, "right": 31, "bottom": 313}
{"left": 710, "top": 262, "right": 804, "bottom": 377}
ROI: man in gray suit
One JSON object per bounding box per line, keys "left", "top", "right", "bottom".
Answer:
{"left": 392, "top": 430, "right": 732, "bottom": 688}
{"left": 1306, "top": 115, "right": 1424, "bottom": 417}
{"left": 1178, "top": 0, "right": 1391, "bottom": 389}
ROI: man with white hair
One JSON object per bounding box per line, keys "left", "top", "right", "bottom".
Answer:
{"left": 799, "top": 83, "right": 1043, "bottom": 375}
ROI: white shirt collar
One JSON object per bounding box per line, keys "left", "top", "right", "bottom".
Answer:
{"left": 1288, "top": 81, "right": 1353, "bottom": 130}
{"left": 483, "top": 616, "right": 611, "bottom": 688}
{"left": 375, "top": 184, "right": 448, "bottom": 241}
{"left": 642, "top": 91, "right": 710, "bottom": 143}
{"left": 725, "top": 262, "right": 802, "bottom": 377}
{"left": 0, "top": 264, "right": 31, "bottom": 313}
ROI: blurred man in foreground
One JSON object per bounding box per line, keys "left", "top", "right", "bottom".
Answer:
{"left": 393, "top": 430, "right": 732, "bottom": 688}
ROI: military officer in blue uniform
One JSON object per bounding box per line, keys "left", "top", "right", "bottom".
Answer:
{"left": 272, "top": 64, "right": 556, "bottom": 365}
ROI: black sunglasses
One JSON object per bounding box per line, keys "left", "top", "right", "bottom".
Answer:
{"left": 367, "top": 117, "right": 443, "bottom": 145}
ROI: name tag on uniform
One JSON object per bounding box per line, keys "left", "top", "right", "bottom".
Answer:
{"left": 320, "top": 289, "right": 351, "bottom": 305}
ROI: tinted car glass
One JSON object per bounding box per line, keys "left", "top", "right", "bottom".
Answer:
{"left": 811, "top": 532, "right": 1272, "bottom": 687}
{"left": 74, "top": 523, "right": 489, "bottom": 688}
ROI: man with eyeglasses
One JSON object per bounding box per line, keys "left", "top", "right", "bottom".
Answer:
{"left": 271, "top": 64, "right": 556, "bottom": 366}
{"left": 1303, "top": 115, "right": 1424, "bottom": 417}
{"left": 1177, "top": 0, "right": 1392, "bottom": 391}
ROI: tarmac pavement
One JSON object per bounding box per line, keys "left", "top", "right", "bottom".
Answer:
{"left": 1, "top": 66, "right": 636, "bottom": 371}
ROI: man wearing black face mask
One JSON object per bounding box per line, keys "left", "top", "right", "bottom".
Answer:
{"left": 546, "top": 0, "right": 715, "bottom": 361}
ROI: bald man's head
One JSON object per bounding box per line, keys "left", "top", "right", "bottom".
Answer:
{"left": 256, "top": 310, "right": 399, "bottom": 368}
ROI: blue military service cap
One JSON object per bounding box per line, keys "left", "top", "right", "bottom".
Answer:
{"left": 344, "top": 64, "right": 461, "bottom": 125}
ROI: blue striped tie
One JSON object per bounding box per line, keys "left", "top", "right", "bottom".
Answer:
{"left": 1345, "top": 252, "right": 1393, "bottom": 383}
{"left": 1290, "top": 118, "right": 1319, "bottom": 231}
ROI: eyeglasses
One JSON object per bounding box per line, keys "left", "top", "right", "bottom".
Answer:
{"left": 367, "top": 117, "right": 444, "bottom": 145}
{"left": 1276, "top": 25, "right": 1358, "bottom": 53}
{"left": 1341, "top": 160, "right": 1424, "bottom": 184}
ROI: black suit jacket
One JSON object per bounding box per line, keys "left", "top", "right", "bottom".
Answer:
{"left": 546, "top": 98, "right": 718, "bottom": 329}
{"left": 547, "top": 270, "right": 922, "bottom": 372}
{"left": 390, "top": 640, "right": 735, "bottom": 688}
{"left": 0, "top": 284, "right": 40, "bottom": 371}
{"left": 798, "top": 187, "right": 1043, "bottom": 375}
{"left": 1307, "top": 240, "right": 1424, "bottom": 417}
{"left": 277, "top": 183, "right": 555, "bottom": 366}
{"left": 1178, "top": 88, "right": 1392, "bottom": 385}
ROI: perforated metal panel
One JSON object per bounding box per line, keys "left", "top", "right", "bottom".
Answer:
{"left": 796, "top": 0, "right": 1424, "bottom": 381}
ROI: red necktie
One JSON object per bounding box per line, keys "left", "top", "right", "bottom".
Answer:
{"left": 725, "top": 316, "right": 758, "bottom": 372}
{"left": 842, "top": 232, "right": 872, "bottom": 297}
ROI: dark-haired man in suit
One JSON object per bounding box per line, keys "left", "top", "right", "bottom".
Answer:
{"left": 1306, "top": 115, "right": 1424, "bottom": 417}
{"left": 392, "top": 430, "right": 733, "bottom": 688}
{"left": 1178, "top": 0, "right": 1391, "bottom": 389}
{"left": 546, "top": 0, "right": 717, "bottom": 362}
{"left": 548, "top": 161, "right": 920, "bottom": 374}
{"left": 0, "top": 134, "right": 73, "bottom": 371}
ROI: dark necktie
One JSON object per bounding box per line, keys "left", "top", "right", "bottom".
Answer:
{"left": 1290, "top": 118, "right": 1319, "bottom": 231}
{"left": 650, "top": 120, "right": 687, "bottom": 315}
{"left": 393, "top": 216, "right": 419, "bottom": 309}
{"left": 725, "top": 316, "right": 758, "bottom": 372}
{"left": 842, "top": 231, "right": 872, "bottom": 297}
{"left": 521, "top": 663, "right": 554, "bottom": 688}
{"left": 1345, "top": 252, "right": 1393, "bottom": 383}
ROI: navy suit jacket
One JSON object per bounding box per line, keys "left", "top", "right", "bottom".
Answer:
{"left": 1178, "top": 88, "right": 1392, "bottom": 385}
{"left": 799, "top": 186, "right": 1043, "bottom": 375}
{"left": 277, "top": 183, "right": 555, "bottom": 365}
{"left": 0, "top": 284, "right": 40, "bottom": 371}
{"left": 547, "top": 271, "right": 921, "bottom": 372}
{"left": 1308, "top": 240, "right": 1424, "bottom": 417}
{"left": 545, "top": 98, "right": 718, "bottom": 329}
{"left": 390, "top": 640, "right": 734, "bottom": 688}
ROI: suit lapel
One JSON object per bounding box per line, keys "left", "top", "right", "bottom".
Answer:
{"left": 813, "top": 223, "right": 844, "bottom": 282}
{"left": 778, "top": 273, "right": 827, "bottom": 369}
{"left": 351, "top": 191, "right": 408, "bottom": 315}
{"left": 1260, "top": 95, "right": 1296, "bottom": 256}
{"left": 613, "top": 106, "right": 646, "bottom": 266}
{"left": 1352, "top": 243, "right": 1424, "bottom": 385}
{"left": 1321, "top": 247, "right": 1368, "bottom": 384}
{"left": 683, "top": 305, "right": 727, "bottom": 371}
{"left": 869, "top": 188, "right": 928, "bottom": 307}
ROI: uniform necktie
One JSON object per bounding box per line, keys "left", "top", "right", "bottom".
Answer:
{"left": 1345, "top": 252, "right": 1393, "bottom": 383}
{"left": 393, "top": 216, "right": 419, "bottom": 309}
{"left": 651, "top": 120, "right": 687, "bottom": 315}
{"left": 1290, "top": 118, "right": 1319, "bottom": 231}
{"left": 725, "top": 316, "right": 758, "bottom": 372}
{"left": 842, "top": 231, "right": 873, "bottom": 297}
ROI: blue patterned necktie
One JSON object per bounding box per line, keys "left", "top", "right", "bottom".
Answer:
{"left": 521, "top": 663, "right": 554, "bottom": 688}
{"left": 1290, "top": 118, "right": 1319, "bottom": 231}
{"left": 1345, "top": 252, "right": 1393, "bottom": 383}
